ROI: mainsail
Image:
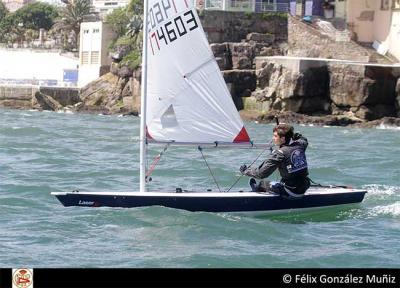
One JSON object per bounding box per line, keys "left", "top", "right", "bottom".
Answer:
{"left": 145, "top": 0, "right": 250, "bottom": 144}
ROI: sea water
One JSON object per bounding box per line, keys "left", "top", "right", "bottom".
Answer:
{"left": 1, "top": 108, "right": 399, "bottom": 267}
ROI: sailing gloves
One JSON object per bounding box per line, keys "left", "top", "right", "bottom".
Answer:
{"left": 240, "top": 164, "right": 248, "bottom": 174}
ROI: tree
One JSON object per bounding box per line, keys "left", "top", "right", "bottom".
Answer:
{"left": 105, "top": 7, "right": 131, "bottom": 36}
{"left": 126, "top": 0, "right": 143, "bottom": 15}
{"left": 107, "top": 0, "right": 144, "bottom": 69}
{"left": 13, "top": 2, "right": 58, "bottom": 30}
{"left": 0, "top": 1, "right": 8, "bottom": 22}
{"left": 53, "top": 0, "right": 91, "bottom": 50}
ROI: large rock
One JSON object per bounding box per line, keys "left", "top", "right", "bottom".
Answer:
{"left": 223, "top": 70, "right": 257, "bottom": 97}
{"left": 223, "top": 70, "right": 257, "bottom": 110}
{"left": 33, "top": 91, "right": 63, "bottom": 111}
{"left": 329, "top": 65, "right": 397, "bottom": 120}
{"left": 246, "top": 32, "right": 275, "bottom": 44}
{"left": 78, "top": 72, "right": 137, "bottom": 114}
{"left": 228, "top": 42, "right": 255, "bottom": 69}
{"left": 253, "top": 61, "right": 330, "bottom": 114}
{"left": 210, "top": 43, "right": 232, "bottom": 70}
{"left": 38, "top": 87, "right": 80, "bottom": 106}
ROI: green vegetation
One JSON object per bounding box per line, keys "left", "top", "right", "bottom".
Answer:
{"left": 121, "top": 50, "right": 141, "bottom": 70}
{"left": 0, "top": 2, "right": 8, "bottom": 22}
{"left": 13, "top": 2, "right": 58, "bottom": 30}
{"left": 0, "top": 0, "right": 142, "bottom": 57}
{"left": 244, "top": 11, "right": 253, "bottom": 19}
{"left": 52, "top": 0, "right": 91, "bottom": 50}
{"left": 0, "top": 2, "right": 57, "bottom": 43}
{"left": 104, "top": 7, "right": 130, "bottom": 36}
{"left": 0, "top": 0, "right": 91, "bottom": 50}
{"left": 261, "top": 12, "right": 288, "bottom": 20}
{"left": 105, "top": 0, "right": 143, "bottom": 71}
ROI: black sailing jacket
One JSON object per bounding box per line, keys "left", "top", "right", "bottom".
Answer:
{"left": 244, "top": 135, "right": 309, "bottom": 194}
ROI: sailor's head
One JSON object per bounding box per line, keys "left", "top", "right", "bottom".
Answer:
{"left": 273, "top": 123, "right": 294, "bottom": 145}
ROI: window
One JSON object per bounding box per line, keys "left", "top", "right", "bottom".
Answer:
{"left": 261, "top": 0, "right": 275, "bottom": 11}
{"left": 205, "top": 0, "right": 222, "bottom": 9}
{"left": 230, "top": 0, "right": 251, "bottom": 9}
{"left": 81, "top": 51, "right": 89, "bottom": 64}
{"left": 93, "top": 28, "right": 100, "bottom": 33}
{"left": 91, "top": 51, "right": 100, "bottom": 64}
{"left": 393, "top": 0, "right": 400, "bottom": 10}
{"left": 83, "top": 29, "right": 89, "bottom": 34}
{"left": 381, "top": 0, "right": 389, "bottom": 10}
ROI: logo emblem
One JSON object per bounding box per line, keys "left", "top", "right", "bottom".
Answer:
{"left": 288, "top": 149, "right": 307, "bottom": 173}
{"left": 12, "top": 269, "right": 33, "bottom": 288}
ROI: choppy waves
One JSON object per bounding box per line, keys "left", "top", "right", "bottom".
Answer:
{"left": 1, "top": 108, "right": 400, "bottom": 267}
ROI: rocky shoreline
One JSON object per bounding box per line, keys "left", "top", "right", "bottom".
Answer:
{"left": 239, "top": 110, "right": 400, "bottom": 128}
{"left": 2, "top": 13, "right": 400, "bottom": 129}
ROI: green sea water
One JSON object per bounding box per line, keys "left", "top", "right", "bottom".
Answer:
{"left": 1, "top": 108, "right": 399, "bottom": 267}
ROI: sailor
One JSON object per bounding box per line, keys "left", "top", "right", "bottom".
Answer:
{"left": 239, "top": 124, "right": 310, "bottom": 197}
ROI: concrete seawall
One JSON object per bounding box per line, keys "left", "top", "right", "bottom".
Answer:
{"left": 0, "top": 85, "right": 38, "bottom": 109}
{"left": 0, "top": 85, "right": 80, "bottom": 110}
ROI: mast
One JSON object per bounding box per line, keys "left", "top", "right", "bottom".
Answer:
{"left": 139, "top": 0, "right": 149, "bottom": 193}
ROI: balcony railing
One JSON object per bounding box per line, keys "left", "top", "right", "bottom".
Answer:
{"left": 204, "top": 0, "right": 289, "bottom": 12}
{"left": 255, "top": 2, "right": 289, "bottom": 12}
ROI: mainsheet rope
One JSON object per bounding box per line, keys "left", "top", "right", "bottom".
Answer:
{"left": 226, "top": 139, "right": 274, "bottom": 192}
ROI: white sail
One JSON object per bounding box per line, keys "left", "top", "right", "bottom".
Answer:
{"left": 145, "top": 0, "right": 250, "bottom": 144}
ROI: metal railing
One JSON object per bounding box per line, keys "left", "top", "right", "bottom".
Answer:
{"left": 256, "top": 2, "right": 289, "bottom": 12}
{"left": 203, "top": 0, "right": 289, "bottom": 12}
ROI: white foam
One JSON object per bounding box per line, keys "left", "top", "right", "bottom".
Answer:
{"left": 371, "top": 202, "right": 400, "bottom": 217}
{"left": 363, "top": 184, "right": 398, "bottom": 196}
{"left": 376, "top": 124, "right": 400, "bottom": 130}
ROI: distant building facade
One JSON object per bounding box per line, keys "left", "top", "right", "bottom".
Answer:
{"left": 347, "top": 0, "right": 400, "bottom": 60}
{"left": 78, "top": 21, "right": 115, "bottom": 87}
{"left": 91, "top": 0, "right": 130, "bottom": 17}
{"left": 196, "top": 0, "right": 290, "bottom": 12}
{"left": 2, "top": 0, "right": 33, "bottom": 12}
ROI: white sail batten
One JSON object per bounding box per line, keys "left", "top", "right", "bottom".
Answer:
{"left": 145, "top": 0, "right": 250, "bottom": 144}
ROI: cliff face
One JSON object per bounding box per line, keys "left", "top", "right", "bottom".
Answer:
{"left": 77, "top": 70, "right": 139, "bottom": 115}
{"left": 249, "top": 59, "right": 400, "bottom": 122}
{"left": 5, "top": 11, "right": 398, "bottom": 126}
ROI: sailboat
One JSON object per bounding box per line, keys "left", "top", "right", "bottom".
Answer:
{"left": 51, "top": 0, "right": 366, "bottom": 214}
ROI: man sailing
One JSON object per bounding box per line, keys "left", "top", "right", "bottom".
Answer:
{"left": 240, "top": 124, "right": 310, "bottom": 197}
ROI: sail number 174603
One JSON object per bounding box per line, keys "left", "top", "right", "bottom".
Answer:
{"left": 149, "top": 10, "right": 199, "bottom": 55}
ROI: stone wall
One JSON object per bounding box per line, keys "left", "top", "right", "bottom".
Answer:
{"left": 0, "top": 85, "right": 38, "bottom": 109}
{"left": 0, "top": 85, "right": 82, "bottom": 111}
{"left": 38, "top": 87, "right": 80, "bottom": 106}
{"left": 200, "top": 10, "right": 288, "bottom": 44}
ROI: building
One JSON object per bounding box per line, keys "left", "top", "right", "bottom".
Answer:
{"left": 78, "top": 21, "right": 115, "bottom": 87}
{"left": 196, "top": 0, "right": 290, "bottom": 12}
{"left": 346, "top": 0, "right": 400, "bottom": 61}
{"left": 0, "top": 49, "right": 79, "bottom": 86}
{"left": 91, "top": 0, "right": 130, "bottom": 17}
{"left": 2, "top": 0, "right": 33, "bottom": 12}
